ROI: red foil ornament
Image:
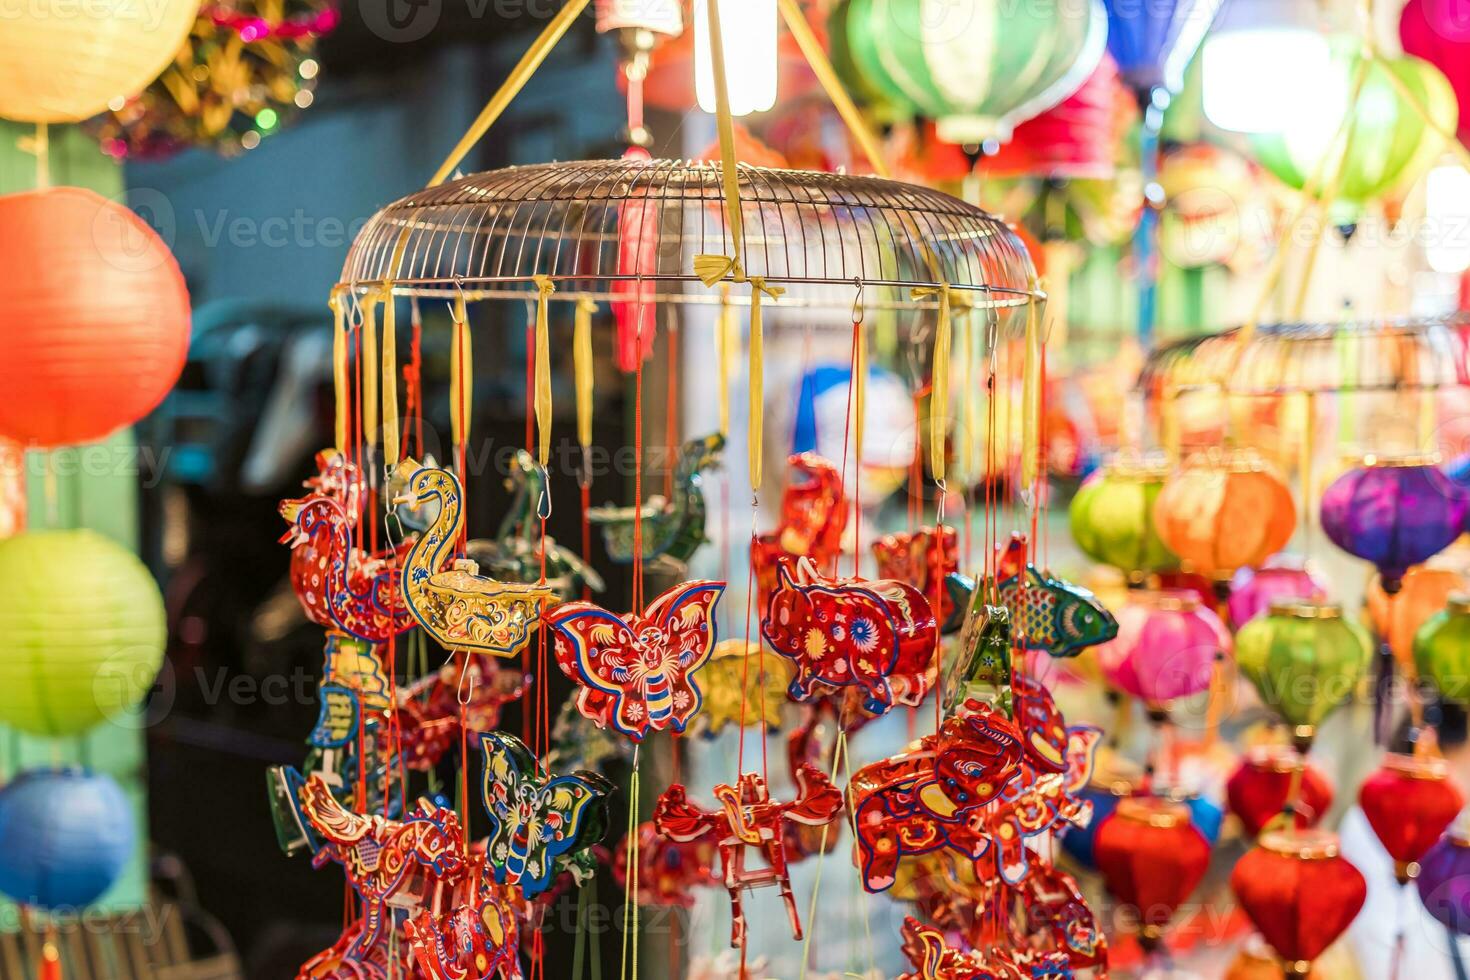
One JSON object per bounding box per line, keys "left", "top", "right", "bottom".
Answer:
{"left": 752, "top": 452, "right": 850, "bottom": 606}
{"left": 1093, "top": 796, "right": 1213, "bottom": 950}
{"left": 1231, "top": 830, "right": 1366, "bottom": 975}
{"left": 872, "top": 524, "right": 960, "bottom": 627}
{"left": 1359, "top": 753, "right": 1465, "bottom": 883}
{"left": 1226, "top": 745, "right": 1334, "bottom": 838}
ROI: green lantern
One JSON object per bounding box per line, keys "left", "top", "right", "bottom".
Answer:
{"left": 1235, "top": 599, "right": 1372, "bottom": 751}
{"left": 1249, "top": 40, "right": 1458, "bottom": 222}
{"left": 1415, "top": 596, "right": 1470, "bottom": 702}
{"left": 837, "top": 0, "right": 1108, "bottom": 145}
{"left": 1069, "top": 459, "right": 1179, "bottom": 583}
{"left": 0, "top": 529, "right": 166, "bottom": 736}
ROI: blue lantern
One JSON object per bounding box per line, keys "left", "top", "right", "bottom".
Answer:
{"left": 0, "top": 770, "right": 134, "bottom": 908}
{"left": 1104, "top": 0, "right": 1224, "bottom": 101}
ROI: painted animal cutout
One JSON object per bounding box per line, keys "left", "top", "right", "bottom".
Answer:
{"left": 898, "top": 917, "right": 1025, "bottom": 980}
{"left": 479, "top": 731, "right": 613, "bottom": 897}
{"left": 403, "top": 875, "right": 523, "bottom": 980}
{"left": 944, "top": 604, "right": 1015, "bottom": 716}
{"left": 849, "top": 700, "right": 1025, "bottom": 892}
{"left": 872, "top": 524, "right": 960, "bottom": 626}
{"left": 762, "top": 557, "right": 937, "bottom": 716}
{"left": 948, "top": 534, "right": 1117, "bottom": 657}
{"left": 613, "top": 820, "right": 720, "bottom": 909}
{"left": 752, "top": 452, "right": 849, "bottom": 605}
{"left": 589, "top": 432, "right": 724, "bottom": 570}
{"left": 653, "top": 764, "right": 843, "bottom": 948}
{"left": 548, "top": 580, "right": 724, "bottom": 740}
{"left": 980, "top": 724, "right": 1102, "bottom": 885}
{"left": 394, "top": 462, "right": 554, "bottom": 658}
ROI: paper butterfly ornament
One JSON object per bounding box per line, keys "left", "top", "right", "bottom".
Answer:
{"left": 548, "top": 580, "right": 724, "bottom": 740}
{"left": 762, "top": 557, "right": 937, "bottom": 715}
{"left": 849, "top": 699, "right": 1024, "bottom": 892}
{"left": 479, "top": 731, "right": 613, "bottom": 897}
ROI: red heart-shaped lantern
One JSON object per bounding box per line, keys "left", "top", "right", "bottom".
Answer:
{"left": 1359, "top": 753, "right": 1465, "bottom": 884}
{"left": 1226, "top": 745, "right": 1334, "bottom": 839}
{"left": 1231, "top": 830, "right": 1366, "bottom": 977}
{"left": 1094, "top": 796, "right": 1213, "bottom": 951}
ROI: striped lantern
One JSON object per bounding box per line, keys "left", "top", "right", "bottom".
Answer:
{"left": 836, "top": 0, "right": 1109, "bottom": 145}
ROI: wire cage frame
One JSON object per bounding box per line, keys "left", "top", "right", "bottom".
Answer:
{"left": 1138, "top": 316, "right": 1470, "bottom": 398}
{"left": 337, "top": 158, "right": 1041, "bottom": 320}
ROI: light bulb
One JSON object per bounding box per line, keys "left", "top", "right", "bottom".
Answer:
{"left": 695, "top": 0, "right": 777, "bottom": 117}
{"left": 1427, "top": 165, "right": 1470, "bottom": 275}
{"left": 1202, "top": 27, "right": 1339, "bottom": 133}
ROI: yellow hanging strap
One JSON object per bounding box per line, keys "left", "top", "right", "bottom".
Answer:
{"left": 330, "top": 290, "right": 349, "bottom": 453}
{"left": 450, "top": 294, "right": 473, "bottom": 450}
{"left": 532, "top": 275, "right": 556, "bottom": 466}
{"left": 362, "top": 291, "right": 380, "bottom": 454}
{"left": 854, "top": 316, "right": 867, "bottom": 465}
{"left": 574, "top": 297, "right": 597, "bottom": 455}
{"left": 1020, "top": 290, "right": 1044, "bottom": 491}
{"left": 717, "top": 284, "right": 734, "bottom": 437}
{"left": 910, "top": 283, "right": 972, "bottom": 484}
{"left": 746, "top": 279, "right": 783, "bottom": 493}
{"left": 381, "top": 287, "right": 400, "bottom": 465}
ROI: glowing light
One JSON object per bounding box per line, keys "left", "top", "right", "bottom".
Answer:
{"left": 255, "top": 107, "right": 279, "bottom": 131}
{"left": 694, "top": 0, "right": 777, "bottom": 117}
{"left": 1427, "top": 165, "right": 1470, "bottom": 275}
{"left": 1202, "top": 28, "right": 1339, "bottom": 133}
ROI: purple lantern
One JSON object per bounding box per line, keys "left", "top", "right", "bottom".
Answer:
{"left": 1095, "top": 589, "right": 1232, "bottom": 707}
{"left": 1418, "top": 820, "right": 1470, "bottom": 935}
{"left": 1228, "top": 556, "right": 1329, "bottom": 628}
{"left": 1319, "top": 457, "right": 1470, "bottom": 593}
{"left": 1104, "top": 0, "right": 1224, "bottom": 100}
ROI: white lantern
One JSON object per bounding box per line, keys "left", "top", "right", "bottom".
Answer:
{"left": 695, "top": 0, "right": 778, "bottom": 117}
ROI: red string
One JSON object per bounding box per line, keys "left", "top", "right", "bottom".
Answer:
{"left": 839, "top": 319, "right": 858, "bottom": 578}
{"left": 580, "top": 481, "right": 593, "bottom": 602}
{"left": 633, "top": 358, "right": 645, "bottom": 615}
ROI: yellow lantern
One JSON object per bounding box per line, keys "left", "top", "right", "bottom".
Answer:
{"left": 0, "top": 0, "right": 200, "bottom": 123}
{"left": 1153, "top": 448, "right": 1297, "bottom": 583}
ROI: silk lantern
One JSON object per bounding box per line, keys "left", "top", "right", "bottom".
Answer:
{"left": 1231, "top": 830, "right": 1367, "bottom": 978}
{"left": 1418, "top": 816, "right": 1470, "bottom": 935}
{"left": 1153, "top": 449, "right": 1297, "bottom": 585}
{"left": 1094, "top": 589, "right": 1231, "bottom": 708}
{"left": 1226, "top": 745, "right": 1334, "bottom": 838}
{"left": 1094, "top": 796, "right": 1213, "bottom": 951}
{"left": 1368, "top": 566, "right": 1468, "bottom": 672}
{"left": 1319, "top": 457, "right": 1470, "bottom": 593}
{"left": 1229, "top": 558, "right": 1328, "bottom": 628}
{"left": 1401, "top": 0, "right": 1470, "bottom": 146}
{"left": 1250, "top": 40, "right": 1458, "bottom": 222}
{"left": 1062, "top": 748, "right": 1142, "bottom": 869}
{"left": 1103, "top": 0, "right": 1223, "bottom": 100}
{"left": 1417, "top": 595, "right": 1470, "bottom": 701}
{"left": 0, "top": 770, "right": 135, "bottom": 908}
{"left": 0, "top": 188, "right": 191, "bottom": 448}
{"left": 1235, "top": 601, "right": 1372, "bottom": 751}
{"left": 1360, "top": 754, "right": 1464, "bottom": 884}
{"left": 0, "top": 530, "right": 167, "bottom": 736}
{"left": 1070, "top": 460, "right": 1180, "bottom": 583}
{"left": 0, "top": 0, "right": 200, "bottom": 122}
{"left": 836, "top": 0, "right": 1108, "bottom": 145}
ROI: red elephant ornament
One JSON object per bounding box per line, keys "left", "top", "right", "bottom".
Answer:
{"left": 762, "top": 557, "right": 938, "bottom": 715}
{"left": 850, "top": 699, "right": 1025, "bottom": 892}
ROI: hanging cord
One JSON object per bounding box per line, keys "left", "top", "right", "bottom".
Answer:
{"left": 620, "top": 747, "right": 642, "bottom": 980}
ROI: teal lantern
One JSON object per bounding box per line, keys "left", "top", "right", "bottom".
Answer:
{"left": 836, "top": 0, "right": 1108, "bottom": 145}
{"left": 0, "top": 530, "right": 166, "bottom": 736}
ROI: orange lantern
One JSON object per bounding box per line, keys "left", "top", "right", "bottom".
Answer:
{"left": 0, "top": 188, "right": 190, "bottom": 448}
{"left": 1153, "top": 449, "right": 1297, "bottom": 584}
{"left": 1366, "top": 566, "right": 1468, "bottom": 670}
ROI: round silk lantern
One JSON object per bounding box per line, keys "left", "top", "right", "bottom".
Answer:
{"left": 0, "top": 188, "right": 191, "bottom": 447}
{"left": 1153, "top": 449, "right": 1297, "bottom": 584}
{"left": 1070, "top": 459, "right": 1180, "bottom": 582}
{"left": 1104, "top": 0, "right": 1223, "bottom": 100}
{"left": 1234, "top": 600, "right": 1372, "bottom": 751}
{"left": 1319, "top": 456, "right": 1470, "bottom": 593}
{"left": 0, "top": 770, "right": 134, "bottom": 908}
{"left": 1094, "top": 589, "right": 1231, "bottom": 708}
{"left": 1359, "top": 754, "right": 1464, "bottom": 884}
{"left": 1368, "top": 566, "right": 1468, "bottom": 671}
{"left": 1094, "top": 796, "right": 1213, "bottom": 950}
{"left": 1231, "top": 830, "right": 1367, "bottom": 978}
{"left": 1401, "top": 0, "right": 1470, "bottom": 146}
{"left": 837, "top": 0, "right": 1108, "bottom": 144}
{"left": 1226, "top": 940, "right": 1323, "bottom": 980}
{"left": 1250, "top": 41, "right": 1458, "bottom": 222}
{"left": 0, "top": 530, "right": 167, "bottom": 737}
{"left": 1226, "top": 745, "right": 1334, "bottom": 838}
{"left": 1229, "top": 558, "right": 1329, "bottom": 628}
{"left": 1418, "top": 816, "right": 1470, "bottom": 935}
{"left": 0, "top": 0, "right": 200, "bottom": 123}
{"left": 1417, "top": 595, "right": 1470, "bottom": 701}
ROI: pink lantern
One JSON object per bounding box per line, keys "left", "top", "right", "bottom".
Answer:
{"left": 1402, "top": 0, "right": 1470, "bottom": 145}
{"left": 1096, "top": 589, "right": 1231, "bottom": 708}
{"left": 1228, "top": 557, "right": 1329, "bottom": 629}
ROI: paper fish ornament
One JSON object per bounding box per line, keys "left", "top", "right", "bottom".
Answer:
{"left": 479, "top": 732, "right": 613, "bottom": 897}
{"left": 548, "top": 580, "right": 724, "bottom": 740}
{"left": 762, "top": 557, "right": 937, "bottom": 715}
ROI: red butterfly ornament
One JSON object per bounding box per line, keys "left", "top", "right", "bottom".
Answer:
{"left": 549, "top": 580, "right": 724, "bottom": 740}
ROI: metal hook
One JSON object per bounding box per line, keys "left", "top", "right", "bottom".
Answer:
{"left": 536, "top": 462, "right": 553, "bottom": 520}
{"left": 851, "top": 279, "right": 866, "bottom": 326}
{"left": 456, "top": 652, "right": 475, "bottom": 706}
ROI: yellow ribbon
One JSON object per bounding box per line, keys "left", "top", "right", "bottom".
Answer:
{"left": 361, "top": 290, "right": 380, "bottom": 452}
{"left": 854, "top": 316, "right": 867, "bottom": 466}
{"left": 747, "top": 277, "right": 783, "bottom": 492}
{"left": 531, "top": 275, "right": 556, "bottom": 466}
{"left": 574, "top": 297, "right": 596, "bottom": 455}
{"left": 910, "top": 284, "right": 972, "bottom": 483}
{"left": 717, "top": 284, "right": 734, "bottom": 437}
{"left": 330, "top": 290, "right": 349, "bottom": 453}
{"left": 381, "top": 286, "right": 400, "bottom": 465}
{"left": 1020, "top": 292, "right": 1043, "bottom": 491}
{"left": 450, "top": 294, "right": 472, "bottom": 451}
